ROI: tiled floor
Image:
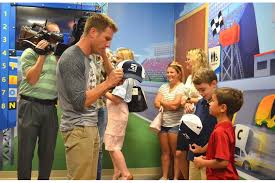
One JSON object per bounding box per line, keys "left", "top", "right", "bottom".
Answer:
{"left": 0, "top": 168, "right": 162, "bottom": 180}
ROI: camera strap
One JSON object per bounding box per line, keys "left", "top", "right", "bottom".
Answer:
{"left": 34, "top": 47, "right": 47, "bottom": 55}
{"left": 22, "top": 40, "right": 46, "bottom": 55}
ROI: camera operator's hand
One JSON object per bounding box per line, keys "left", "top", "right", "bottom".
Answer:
{"left": 35, "top": 40, "right": 50, "bottom": 55}
{"left": 105, "top": 68, "right": 123, "bottom": 88}
{"left": 36, "top": 40, "right": 49, "bottom": 50}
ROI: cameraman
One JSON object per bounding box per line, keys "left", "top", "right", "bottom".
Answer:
{"left": 17, "top": 22, "right": 60, "bottom": 180}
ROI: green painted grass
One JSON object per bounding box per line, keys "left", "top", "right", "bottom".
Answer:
{"left": 103, "top": 113, "right": 161, "bottom": 168}
{"left": 3, "top": 110, "right": 161, "bottom": 170}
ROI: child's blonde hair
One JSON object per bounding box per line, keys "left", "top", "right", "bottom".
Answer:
{"left": 115, "top": 47, "right": 134, "bottom": 62}
{"left": 186, "top": 48, "right": 209, "bottom": 78}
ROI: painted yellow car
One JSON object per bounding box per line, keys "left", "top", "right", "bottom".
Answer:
{"left": 234, "top": 147, "right": 261, "bottom": 171}
{"left": 255, "top": 94, "right": 275, "bottom": 128}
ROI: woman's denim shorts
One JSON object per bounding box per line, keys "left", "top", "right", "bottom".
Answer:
{"left": 160, "top": 125, "right": 179, "bottom": 134}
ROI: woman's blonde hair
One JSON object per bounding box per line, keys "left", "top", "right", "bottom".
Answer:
{"left": 115, "top": 47, "right": 134, "bottom": 61}
{"left": 187, "top": 48, "right": 210, "bottom": 78}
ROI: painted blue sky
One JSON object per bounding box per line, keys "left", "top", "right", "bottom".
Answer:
{"left": 108, "top": 3, "right": 274, "bottom": 62}
{"left": 108, "top": 3, "right": 177, "bottom": 60}
{"left": 254, "top": 3, "right": 275, "bottom": 53}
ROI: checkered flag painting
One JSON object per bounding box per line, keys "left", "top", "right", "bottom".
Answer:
{"left": 210, "top": 11, "right": 224, "bottom": 36}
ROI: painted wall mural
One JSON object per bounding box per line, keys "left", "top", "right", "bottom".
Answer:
{"left": 0, "top": 3, "right": 274, "bottom": 180}
{"left": 110, "top": 2, "right": 275, "bottom": 179}
{"left": 233, "top": 90, "right": 275, "bottom": 179}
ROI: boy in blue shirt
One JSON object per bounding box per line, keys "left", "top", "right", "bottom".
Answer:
{"left": 176, "top": 68, "right": 217, "bottom": 180}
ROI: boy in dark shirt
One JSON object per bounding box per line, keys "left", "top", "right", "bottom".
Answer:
{"left": 193, "top": 87, "right": 243, "bottom": 180}
{"left": 175, "top": 69, "right": 217, "bottom": 180}
{"left": 188, "top": 69, "right": 218, "bottom": 179}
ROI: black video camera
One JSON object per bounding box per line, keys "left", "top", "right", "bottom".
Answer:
{"left": 70, "top": 15, "right": 89, "bottom": 45}
{"left": 17, "top": 23, "right": 64, "bottom": 55}
{"left": 53, "top": 13, "right": 90, "bottom": 56}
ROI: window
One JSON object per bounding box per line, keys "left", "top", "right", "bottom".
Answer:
{"left": 235, "top": 147, "right": 240, "bottom": 156}
{"left": 257, "top": 60, "right": 267, "bottom": 70}
{"left": 270, "top": 59, "right": 275, "bottom": 75}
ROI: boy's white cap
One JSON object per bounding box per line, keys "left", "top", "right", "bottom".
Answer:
{"left": 180, "top": 114, "right": 203, "bottom": 135}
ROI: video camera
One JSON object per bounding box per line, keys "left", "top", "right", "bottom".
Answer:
{"left": 54, "top": 13, "right": 90, "bottom": 55}
{"left": 70, "top": 14, "right": 90, "bottom": 45}
{"left": 17, "top": 13, "right": 93, "bottom": 57}
{"left": 17, "top": 22, "right": 65, "bottom": 56}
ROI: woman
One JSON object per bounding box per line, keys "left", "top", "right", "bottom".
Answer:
{"left": 182, "top": 48, "right": 209, "bottom": 108}
{"left": 154, "top": 63, "right": 186, "bottom": 180}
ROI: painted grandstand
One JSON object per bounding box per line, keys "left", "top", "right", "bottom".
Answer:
{"left": 141, "top": 42, "right": 174, "bottom": 82}
{"left": 142, "top": 57, "right": 173, "bottom": 82}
